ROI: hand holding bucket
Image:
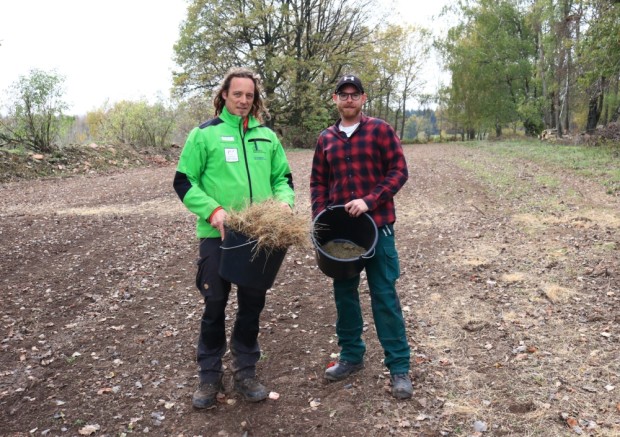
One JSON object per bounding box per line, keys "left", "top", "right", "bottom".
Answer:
{"left": 311, "top": 205, "right": 378, "bottom": 280}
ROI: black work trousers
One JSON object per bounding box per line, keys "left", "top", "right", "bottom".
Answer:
{"left": 195, "top": 238, "right": 267, "bottom": 384}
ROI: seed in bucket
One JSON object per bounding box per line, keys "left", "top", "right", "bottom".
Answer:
{"left": 321, "top": 240, "right": 366, "bottom": 259}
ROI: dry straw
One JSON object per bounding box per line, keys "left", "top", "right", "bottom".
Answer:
{"left": 225, "top": 199, "right": 310, "bottom": 254}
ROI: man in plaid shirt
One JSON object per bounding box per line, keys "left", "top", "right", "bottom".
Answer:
{"left": 310, "top": 74, "right": 413, "bottom": 399}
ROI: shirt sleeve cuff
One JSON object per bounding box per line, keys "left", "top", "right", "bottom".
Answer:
{"left": 207, "top": 206, "right": 223, "bottom": 223}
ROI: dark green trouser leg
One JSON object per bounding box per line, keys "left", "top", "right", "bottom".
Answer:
{"left": 365, "top": 225, "right": 410, "bottom": 375}
{"left": 333, "top": 275, "right": 366, "bottom": 363}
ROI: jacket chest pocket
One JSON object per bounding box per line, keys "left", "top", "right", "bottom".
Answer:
{"left": 248, "top": 138, "right": 272, "bottom": 160}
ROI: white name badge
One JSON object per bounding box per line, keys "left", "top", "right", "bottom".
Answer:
{"left": 225, "top": 148, "right": 239, "bottom": 162}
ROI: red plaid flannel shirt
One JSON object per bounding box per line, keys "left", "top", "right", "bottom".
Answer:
{"left": 310, "top": 114, "right": 408, "bottom": 227}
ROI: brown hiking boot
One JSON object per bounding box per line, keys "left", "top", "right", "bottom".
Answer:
{"left": 234, "top": 377, "right": 268, "bottom": 402}
{"left": 192, "top": 379, "right": 224, "bottom": 409}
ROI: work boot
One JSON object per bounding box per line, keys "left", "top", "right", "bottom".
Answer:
{"left": 391, "top": 373, "right": 413, "bottom": 399}
{"left": 324, "top": 360, "right": 364, "bottom": 381}
{"left": 192, "top": 378, "right": 224, "bottom": 409}
{"left": 234, "top": 377, "right": 268, "bottom": 402}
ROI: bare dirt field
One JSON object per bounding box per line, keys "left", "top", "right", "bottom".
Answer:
{"left": 1, "top": 144, "right": 618, "bottom": 436}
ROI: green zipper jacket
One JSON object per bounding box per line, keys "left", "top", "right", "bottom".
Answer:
{"left": 173, "top": 107, "right": 295, "bottom": 239}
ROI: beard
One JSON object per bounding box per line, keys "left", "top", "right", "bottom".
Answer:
{"left": 339, "top": 105, "right": 362, "bottom": 120}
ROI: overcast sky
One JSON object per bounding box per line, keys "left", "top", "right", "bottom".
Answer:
{"left": 0, "top": 0, "right": 448, "bottom": 115}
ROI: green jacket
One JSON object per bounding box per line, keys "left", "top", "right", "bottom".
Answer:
{"left": 173, "top": 107, "right": 295, "bottom": 238}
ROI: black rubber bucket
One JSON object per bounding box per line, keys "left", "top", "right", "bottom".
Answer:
{"left": 311, "top": 205, "right": 378, "bottom": 280}
{"left": 219, "top": 228, "right": 287, "bottom": 290}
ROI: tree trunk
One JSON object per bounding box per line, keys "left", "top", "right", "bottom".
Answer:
{"left": 400, "top": 96, "right": 406, "bottom": 140}
{"left": 564, "top": 76, "right": 570, "bottom": 134}
{"left": 555, "top": 90, "right": 563, "bottom": 137}
{"left": 586, "top": 89, "right": 604, "bottom": 133}
{"left": 610, "top": 78, "right": 620, "bottom": 123}
{"left": 394, "top": 107, "right": 401, "bottom": 138}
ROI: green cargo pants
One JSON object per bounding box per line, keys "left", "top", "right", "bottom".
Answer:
{"left": 332, "top": 224, "right": 410, "bottom": 375}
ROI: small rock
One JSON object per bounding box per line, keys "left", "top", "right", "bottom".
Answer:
{"left": 150, "top": 412, "right": 164, "bottom": 421}
{"left": 473, "top": 421, "right": 487, "bottom": 432}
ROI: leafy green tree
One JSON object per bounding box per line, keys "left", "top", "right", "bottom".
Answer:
{"left": 530, "top": 0, "right": 579, "bottom": 137}
{"left": 173, "top": 94, "right": 213, "bottom": 145}
{"left": 173, "top": 0, "right": 374, "bottom": 147}
{"left": 439, "top": 0, "right": 538, "bottom": 138}
{"left": 394, "top": 26, "right": 431, "bottom": 138}
{"left": 404, "top": 114, "right": 418, "bottom": 139}
{"left": 577, "top": 0, "right": 620, "bottom": 132}
{"left": 137, "top": 100, "right": 177, "bottom": 149}
{"left": 102, "top": 101, "right": 139, "bottom": 145}
{"left": 363, "top": 26, "right": 401, "bottom": 121}
{"left": 0, "top": 69, "right": 68, "bottom": 152}
{"left": 89, "top": 99, "right": 176, "bottom": 149}
{"left": 282, "top": 0, "right": 373, "bottom": 140}
{"left": 85, "top": 106, "right": 108, "bottom": 143}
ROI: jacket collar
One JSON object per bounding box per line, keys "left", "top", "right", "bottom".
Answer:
{"left": 220, "top": 107, "right": 261, "bottom": 129}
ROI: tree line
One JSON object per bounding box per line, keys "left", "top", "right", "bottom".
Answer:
{"left": 438, "top": 0, "right": 620, "bottom": 139}
{"left": 171, "top": 0, "right": 430, "bottom": 147}
{"left": 2, "top": 0, "right": 618, "bottom": 153}
{"left": 1, "top": 0, "right": 430, "bottom": 152}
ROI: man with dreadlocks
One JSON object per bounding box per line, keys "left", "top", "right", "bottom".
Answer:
{"left": 173, "top": 67, "right": 295, "bottom": 409}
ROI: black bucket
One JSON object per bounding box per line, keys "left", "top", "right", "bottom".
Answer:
{"left": 311, "top": 205, "right": 378, "bottom": 280}
{"left": 219, "top": 228, "right": 287, "bottom": 290}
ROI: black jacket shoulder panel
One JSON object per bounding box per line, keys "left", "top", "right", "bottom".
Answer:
{"left": 199, "top": 118, "right": 223, "bottom": 129}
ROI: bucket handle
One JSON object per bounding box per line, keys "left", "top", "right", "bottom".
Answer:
{"left": 361, "top": 247, "right": 375, "bottom": 259}
{"left": 220, "top": 239, "right": 256, "bottom": 250}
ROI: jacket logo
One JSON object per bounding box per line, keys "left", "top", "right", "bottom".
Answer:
{"left": 221, "top": 136, "right": 235, "bottom": 142}
{"left": 225, "top": 148, "right": 239, "bottom": 162}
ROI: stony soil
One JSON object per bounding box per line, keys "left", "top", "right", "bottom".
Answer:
{"left": 1, "top": 144, "right": 618, "bottom": 437}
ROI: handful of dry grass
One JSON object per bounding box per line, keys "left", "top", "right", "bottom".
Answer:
{"left": 225, "top": 199, "right": 310, "bottom": 253}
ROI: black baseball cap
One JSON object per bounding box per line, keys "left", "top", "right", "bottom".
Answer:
{"left": 335, "top": 75, "right": 364, "bottom": 94}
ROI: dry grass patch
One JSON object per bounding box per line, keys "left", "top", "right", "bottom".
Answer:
{"left": 55, "top": 199, "right": 184, "bottom": 216}
{"left": 452, "top": 243, "right": 501, "bottom": 267}
{"left": 442, "top": 400, "right": 481, "bottom": 418}
{"left": 512, "top": 213, "right": 553, "bottom": 232}
{"left": 513, "top": 209, "right": 620, "bottom": 232}
{"left": 541, "top": 283, "right": 575, "bottom": 303}
{"left": 500, "top": 272, "right": 526, "bottom": 283}
{"left": 225, "top": 199, "right": 311, "bottom": 252}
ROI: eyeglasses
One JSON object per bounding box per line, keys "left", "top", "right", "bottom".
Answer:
{"left": 337, "top": 92, "right": 362, "bottom": 101}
